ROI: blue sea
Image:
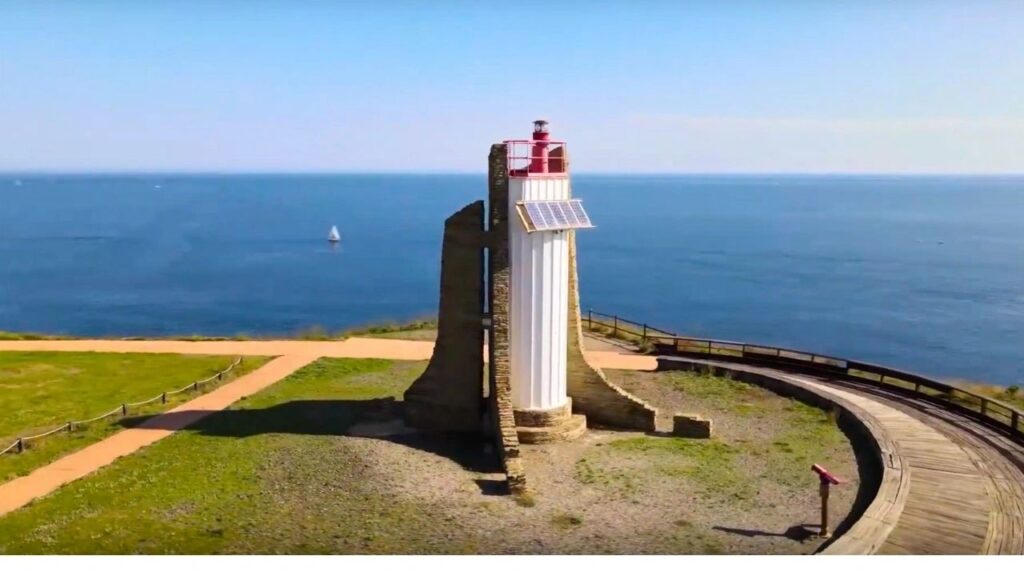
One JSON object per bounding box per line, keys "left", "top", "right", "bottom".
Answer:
{"left": 1, "top": 174, "right": 1022, "bottom": 386}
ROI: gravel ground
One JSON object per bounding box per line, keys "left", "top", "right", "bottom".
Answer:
{"left": 342, "top": 368, "right": 860, "bottom": 554}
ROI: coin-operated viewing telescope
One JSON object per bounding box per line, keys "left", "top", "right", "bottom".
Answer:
{"left": 811, "top": 463, "right": 844, "bottom": 538}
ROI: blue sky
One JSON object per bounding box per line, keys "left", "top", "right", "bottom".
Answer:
{"left": 1, "top": 1, "right": 1022, "bottom": 173}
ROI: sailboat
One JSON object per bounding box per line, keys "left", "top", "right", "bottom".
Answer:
{"left": 328, "top": 225, "right": 340, "bottom": 244}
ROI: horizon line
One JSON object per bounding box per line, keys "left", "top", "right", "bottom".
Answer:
{"left": 3, "top": 170, "right": 1024, "bottom": 178}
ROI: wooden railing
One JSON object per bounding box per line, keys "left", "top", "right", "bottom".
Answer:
{"left": 585, "top": 309, "right": 1023, "bottom": 442}
{"left": 584, "top": 309, "right": 677, "bottom": 343}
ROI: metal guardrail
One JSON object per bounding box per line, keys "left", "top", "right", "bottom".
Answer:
{"left": 585, "top": 309, "right": 1023, "bottom": 442}
{"left": 0, "top": 357, "right": 243, "bottom": 457}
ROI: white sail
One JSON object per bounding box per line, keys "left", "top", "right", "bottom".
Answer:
{"left": 328, "top": 226, "right": 340, "bottom": 242}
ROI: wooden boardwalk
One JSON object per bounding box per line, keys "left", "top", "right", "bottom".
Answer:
{"left": 744, "top": 368, "right": 1024, "bottom": 555}
{"left": 823, "top": 378, "right": 1024, "bottom": 555}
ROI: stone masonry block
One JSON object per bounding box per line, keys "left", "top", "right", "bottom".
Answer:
{"left": 672, "top": 413, "right": 713, "bottom": 438}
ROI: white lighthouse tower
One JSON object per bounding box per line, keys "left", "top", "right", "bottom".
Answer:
{"left": 505, "top": 121, "right": 593, "bottom": 432}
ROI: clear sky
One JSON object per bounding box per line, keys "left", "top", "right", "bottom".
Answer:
{"left": 1, "top": 1, "right": 1022, "bottom": 173}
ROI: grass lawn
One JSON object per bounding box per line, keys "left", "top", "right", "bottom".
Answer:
{"left": 0, "top": 358, "right": 856, "bottom": 554}
{"left": 0, "top": 352, "right": 269, "bottom": 481}
{"left": 0, "top": 358, "right": 434, "bottom": 554}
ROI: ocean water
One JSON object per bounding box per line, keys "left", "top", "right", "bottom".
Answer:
{"left": 0, "top": 174, "right": 1022, "bottom": 386}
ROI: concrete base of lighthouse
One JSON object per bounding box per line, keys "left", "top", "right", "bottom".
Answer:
{"left": 513, "top": 398, "right": 587, "bottom": 444}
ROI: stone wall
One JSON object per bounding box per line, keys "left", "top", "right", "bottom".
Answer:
{"left": 487, "top": 144, "right": 527, "bottom": 494}
{"left": 566, "top": 231, "right": 658, "bottom": 431}
{"left": 403, "top": 201, "right": 486, "bottom": 432}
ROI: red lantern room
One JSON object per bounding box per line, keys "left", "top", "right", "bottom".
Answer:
{"left": 505, "top": 119, "right": 568, "bottom": 177}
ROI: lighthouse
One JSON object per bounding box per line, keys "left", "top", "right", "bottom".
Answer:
{"left": 405, "top": 119, "right": 656, "bottom": 492}
{"left": 505, "top": 121, "right": 593, "bottom": 430}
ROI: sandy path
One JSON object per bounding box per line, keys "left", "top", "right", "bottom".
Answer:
{"left": 0, "top": 338, "right": 652, "bottom": 517}
{"left": 0, "top": 337, "right": 656, "bottom": 370}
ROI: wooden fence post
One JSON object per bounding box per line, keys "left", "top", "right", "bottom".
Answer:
{"left": 587, "top": 309, "right": 592, "bottom": 330}
{"left": 67, "top": 422, "right": 74, "bottom": 433}
{"left": 161, "top": 392, "right": 167, "bottom": 404}
{"left": 193, "top": 382, "right": 199, "bottom": 392}
{"left": 16, "top": 438, "right": 24, "bottom": 453}
{"left": 642, "top": 324, "right": 648, "bottom": 342}
{"left": 613, "top": 315, "right": 618, "bottom": 336}
{"left": 121, "top": 404, "right": 127, "bottom": 416}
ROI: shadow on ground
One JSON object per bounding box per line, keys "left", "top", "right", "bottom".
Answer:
{"left": 118, "top": 398, "right": 500, "bottom": 475}
{"left": 714, "top": 524, "right": 819, "bottom": 543}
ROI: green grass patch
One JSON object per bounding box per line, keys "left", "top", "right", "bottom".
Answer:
{"left": 575, "top": 435, "right": 754, "bottom": 502}
{"left": 574, "top": 455, "right": 638, "bottom": 495}
{"left": 662, "top": 368, "right": 775, "bottom": 412}
{"left": 341, "top": 318, "right": 438, "bottom": 339}
{"left": 0, "top": 352, "right": 269, "bottom": 481}
{"left": 0, "top": 358, "right": 452, "bottom": 554}
{"left": 761, "top": 403, "right": 846, "bottom": 487}
{"left": 0, "top": 331, "right": 75, "bottom": 341}
{"left": 613, "top": 437, "right": 753, "bottom": 502}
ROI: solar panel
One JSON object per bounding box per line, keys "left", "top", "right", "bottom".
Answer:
{"left": 524, "top": 202, "right": 548, "bottom": 229}
{"left": 515, "top": 199, "right": 595, "bottom": 233}
{"left": 568, "top": 199, "right": 591, "bottom": 227}
{"left": 549, "top": 201, "right": 570, "bottom": 226}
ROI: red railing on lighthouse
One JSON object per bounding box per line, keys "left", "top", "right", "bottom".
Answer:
{"left": 505, "top": 120, "right": 569, "bottom": 177}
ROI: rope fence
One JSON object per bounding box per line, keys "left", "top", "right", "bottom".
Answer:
{"left": 0, "top": 357, "right": 243, "bottom": 457}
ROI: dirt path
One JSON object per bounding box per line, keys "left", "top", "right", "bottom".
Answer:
{"left": 0, "top": 337, "right": 651, "bottom": 518}
{"left": 0, "top": 337, "right": 657, "bottom": 370}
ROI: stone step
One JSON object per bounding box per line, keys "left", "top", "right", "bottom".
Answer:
{"left": 516, "top": 414, "right": 587, "bottom": 444}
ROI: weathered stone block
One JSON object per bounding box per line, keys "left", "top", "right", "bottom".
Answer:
{"left": 403, "top": 201, "right": 485, "bottom": 432}
{"left": 672, "top": 413, "right": 713, "bottom": 438}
